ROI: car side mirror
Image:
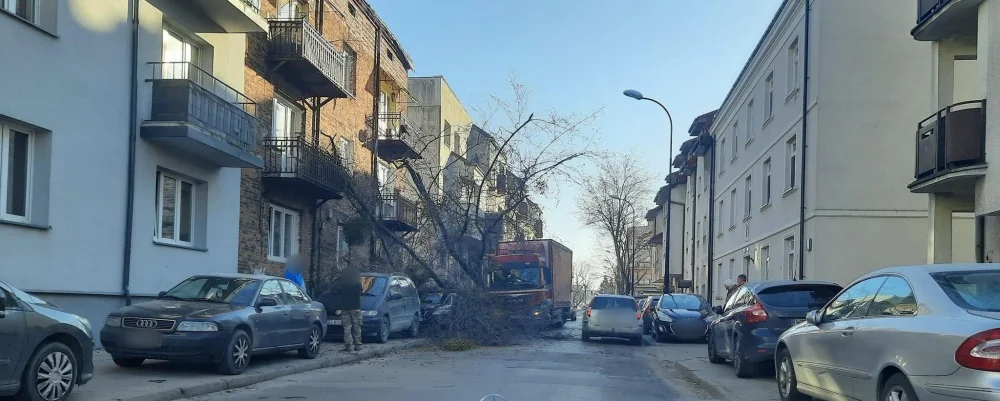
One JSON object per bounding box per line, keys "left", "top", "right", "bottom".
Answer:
{"left": 805, "top": 310, "right": 821, "bottom": 325}
{"left": 713, "top": 306, "right": 724, "bottom": 315}
{"left": 158, "top": 291, "right": 167, "bottom": 297}
{"left": 257, "top": 297, "right": 278, "bottom": 308}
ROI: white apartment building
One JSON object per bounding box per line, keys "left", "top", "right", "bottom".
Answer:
{"left": 908, "top": 0, "right": 1000, "bottom": 263}
{"left": 648, "top": 179, "right": 686, "bottom": 293}
{"left": 676, "top": 111, "right": 717, "bottom": 299}
{"left": 0, "top": 0, "right": 265, "bottom": 334}
{"left": 703, "top": 0, "right": 974, "bottom": 305}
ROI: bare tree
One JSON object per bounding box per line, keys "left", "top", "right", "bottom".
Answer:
{"left": 572, "top": 260, "right": 601, "bottom": 306}
{"left": 576, "top": 153, "right": 654, "bottom": 296}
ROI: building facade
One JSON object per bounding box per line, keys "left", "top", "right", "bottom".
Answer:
{"left": 676, "top": 111, "right": 718, "bottom": 299}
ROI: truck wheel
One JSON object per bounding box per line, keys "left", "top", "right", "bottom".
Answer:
{"left": 553, "top": 309, "right": 565, "bottom": 328}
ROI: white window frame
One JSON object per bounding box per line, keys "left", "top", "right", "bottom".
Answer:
{"left": 2, "top": 0, "right": 39, "bottom": 24}
{"left": 786, "top": 137, "right": 797, "bottom": 191}
{"left": 729, "top": 189, "right": 736, "bottom": 229}
{"left": 267, "top": 204, "right": 300, "bottom": 262}
{"left": 731, "top": 122, "right": 738, "bottom": 162}
{"left": 787, "top": 38, "right": 800, "bottom": 96}
{"left": 155, "top": 171, "right": 196, "bottom": 246}
{"left": 272, "top": 96, "right": 303, "bottom": 139}
{"left": 337, "top": 137, "right": 353, "bottom": 170}
{"left": 761, "top": 246, "right": 770, "bottom": 280}
{"left": 702, "top": 216, "right": 707, "bottom": 242}
{"left": 745, "top": 100, "right": 754, "bottom": 144}
{"left": 762, "top": 159, "right": 772, "bottom": 206}
{"left": 0, "top": 122, "right": 34, "bottom": 223}
{"left": 719, "top": 137, "right": 726, "bottom": 174}
{"left": 717, "top": 200, "right": 725, "bottom": 234}
{"left": 743, "top": 255, "right": 752, "bottom": 277}
{"left": 744, "top": 175, "right": 752, "bottom": 218}
{"left": 784, "top": 236, "right": 796, "bottom": 280}
{"left": 728, "top": 259, "right": 735, "bottom": 280}
{"left": 764, "top": 72, "right": 774, "bottom": 121}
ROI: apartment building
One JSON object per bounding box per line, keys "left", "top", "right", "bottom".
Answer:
{"left": 702, "top": 0, "right": 974, "bottom": 305}
{"left": 630, "top": 225, "right": 657, "bottom": 295}
{"left": 908, "top": 0, "right": 1000, "bottom": 263}
{"left": 676, "top": 111, "right": 718, "bottom": 299}
{"left": 237, "top": 0, "right": 418, "bottom": 291}
{"left": 0, "top": 0, "right": 266, "bottom": 335}
{"left": 646, "top": 178, "right": 686, "bottom": 293}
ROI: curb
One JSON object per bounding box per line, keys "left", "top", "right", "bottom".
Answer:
{"left": 673, "top": 361, "right": 729, "bottom": 401}
{"left": 115, "top": 339, "right": 430, "bottom": 401}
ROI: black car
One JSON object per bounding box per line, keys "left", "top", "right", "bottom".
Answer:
{"left": 0, "top": 280, "right": 94, "bottom": 401}
{"left": 650, "top": 293, "right": 715, "bottom": 342}
{"left": 101, "top": 274, "right": 327, "bottom": 375}
{"left": 706, "top": 280, "right": 842, "bottom": 378}
{"left": 419, "top": 292, "right": 455, "bottom": 327}
{"left": 321, "top": 273, "right": 421, "bottom": 344}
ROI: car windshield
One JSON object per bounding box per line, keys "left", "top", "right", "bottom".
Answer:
{"left": 590, "top": 297, "right": 638, "bottom": 311}
{"left": 1, "top": 281, "right": 53, "bottom": 307}
{"left": 163, "top": 276, "right": 260, "bottom": 305}
{"left": 933, "top": 270, "right": 1000, "bottom": 312}
{"left": 422, "top": 293, "right": 444, "bottom": 304}
{"left": 659, "top": 294, "right": 705, "bottom": 310}
{"left": 362, "top": 276, "right": 388, "bottom": 296}
{"left": 757, "top": 284, "right": 842, "bottom": 308}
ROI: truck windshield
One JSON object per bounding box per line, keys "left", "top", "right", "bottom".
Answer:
{"left": 489, "top": 265, "right": 541, "bottom": 290}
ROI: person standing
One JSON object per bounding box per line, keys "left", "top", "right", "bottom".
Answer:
{"left": 283, "top": 255, "right": 306, "bottom": 292}
{"left": 724, "top": 279, "right": 738, "bottom": 305}
{"left": 334, "top": 266, "right": 362, "bottom": 352}
{"left": 736, "top": 274, "right": 747, "bottom": 287}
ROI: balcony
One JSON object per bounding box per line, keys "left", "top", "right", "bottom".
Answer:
{"left": 913, "top": 0, "right": 983, "bottom": 41}
{"left": 909, "top": 100, "right": 987, "bottom": 194}
{"left": 379, "top": 193, "right": 419, "bottom": 232}
{"left": 189, "top": 0, "right": 268, "bottom": 32}
{"left": 141, "top": 62, "right": 263, "bottom": 169}
{"left": 268, "top": 19, "right": 350, "bottom": 100}
{"left": 262, "top": 137, "right": 346, "bottom": 199}
{"left": 367, "top": 112, "right": 421, "bottom": 161}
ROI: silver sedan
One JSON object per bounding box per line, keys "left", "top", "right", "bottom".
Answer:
{"left": 775, "top": 263, "right": 1000, "bottom": 401}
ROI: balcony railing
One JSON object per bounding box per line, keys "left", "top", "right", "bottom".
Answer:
{"left": 913, "top": 0, "right": 982, "bottom": 40}
{"left": 913, "top": 99, "right": 987, "bottom": 180}
{"left": 379, "top": 192, "right": 418, "bottom": 232}
{"left": 918, "top": 0, "right": 948, "bottom": 24}
{"left": 262, "top": 137, "right": 346, "bottom": 199}
{"left": 367, "top": 112, "right": 421, "bottom": 160}
{"left": 268, "top": 18, "right": 350, "bottom": 99}
{"left": 143, "top": 62, "right": 262, "bottom": 168}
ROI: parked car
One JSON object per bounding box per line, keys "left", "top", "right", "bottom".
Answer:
{"left": 581, "top": 294, "right": 643, "bottom": 346}
{"left": 707, "top": 280, "right": 842, "bottom": 378}
{"left": 321, "top": 273, "right": 420, "bottom": 344}
{"left": 776, "top": 264, "right": 1000, "bottom": 401}
{"left": 650, "top": 293, "right": 715, "bottom": 342}
{"left": 0, "top": 280, "right": 94, "bottom": 401}
{"left": 420, "top": 292, "right": 455, "bottom": 327}
{"left": 641, "top": 295, "right": 661, "bottom": 334}
{"left": 101, "top": 274, "right": 326, "bottom": 375}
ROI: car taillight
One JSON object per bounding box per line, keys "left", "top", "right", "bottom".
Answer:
{"left": 585, "top": 308, "right": 592, "bottom": 318}
{"left": 956, "top": 328, "right": 1000, "bottom": 372}
{"left": 744, "top": 303, "right": 768, "bottom": 324}
{"left": 636, "top": 312, "right": 643, "bottom": 320}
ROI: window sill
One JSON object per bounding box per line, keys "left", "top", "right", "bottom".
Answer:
{"left": 782, "top": 187, "right": 798, "bottom": 198}
{"left": 0, "top": 219, "right": 51, "bottom": 231}
{"left": 1, "top": 10, "right": 58, "bottom": 38}
{"left": 760, "top": 202, "right": 772, "bottom": 211}
{"left": 267, "top": 255, "right": 289, "bottom": 263}
{"left": 729, "top": 225, "right": 736, "bottom": 231}
{"left": 785, "top": 87, "right": 800, "bottom": 104}
{"left": 153, "top": 240, "right": 207, "bottom": 252}
{"left": 743, "top": 215, "right": 751, "bottom": 222}
{"left": 762, "top": 115, "right": 774, "bottom": 128}
{"left": 744, "top": 138, "right": 753, "bottom": 148}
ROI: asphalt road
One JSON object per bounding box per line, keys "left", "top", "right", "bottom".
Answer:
{"left": 182, "top": 318, "right": 717, "bottom": 401}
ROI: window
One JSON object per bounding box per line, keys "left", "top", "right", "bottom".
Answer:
{"left": 867, "top": 277, "right": 917, "bottom": 316}
{"left": 453, "top": 131, "right": 462, "bottom": 154}
{"left": 337, "top": 138, "right": 354, "bottom": 170}
{"left": 761, "top": 246, "right": 770, "bottom": 280}
{"left": 1, "top": 123, "right": 32, "bottom": 223}
{"left": 0, "top": 286, "right": 18, "bottom": 309}
{"left": 155, "top": 171, "right": 195, "bottom": 245}
{"left": 268, "top": 204, "right": 299, "bottom": 261}
{"left": 344, "top": 45, "right": 357, "bottom": 96}
{"left": 443, "top": 121, "right": 452, "bottom": 147}
{"left": 787, "top": 38, "right": 800, "bottom": 95}
{"left": 764, "top": 73, "right": 774, "bottom": 120}
{"left": 758, "top": 284, "right": 840, "bottom": 309}
{"left": 786, "top": 137, "right": 797, "bottom": 190}
{"left": 336, "top": 225, "right": 349, "bottom": 264}
{"left": 718, "top": 138, "right": 726, "bottom": 174}
{"left": 762, "top": 159, "right": 772, "bottom": 206}
{"left": 702, "top": 216, "right": 707, "bottom": 242}
{"left": 823, "top": 277, "right": 886, "bottom": 322}
{"left": 2, "top": 0, "right": 35, "bottom": 22}
{"left": 784, "top": 236, "right": 796, "bottom": 280}
{"left": 729, "top": 189, "right": 736, "bottom": 228}
{"left": 731, "top": 122, "right": 738, "bottom": 161}
{"left": 932, "top": 270, "right": 1000, "bottom": 312}
{"left": 743, "top": 256, "right": 752, "bottom": 277}
{"left": 161, "top": 28, "right": 201, "bottom": 80}
{"left": 279, "top": 280, "right": 310, "bottom": 304}
{"left": 272, "top": 97, "right": 303, "bottom": 139}
{"left": 728, "top": 259, "right": 735, "bottom": 280}
{"left": 259, "top": 280, "right": 284, "bottom": 305}
{"left": 377, "top": 163, "right": 392, "bottom": 193}
{"left": 277, "top": 1, "right": 306, "bottom": 19}
{"left": 744, "top": 175, "right": 752, "bottom": 218}
{"left": 717, "top": 200, "right": 724, "bottom": 233}
{"left": 724, "top": 287, "right": 747, "bottom": 312}
{"left": 745, "top": 101, "right": 754, "bottom": 143}
{"left": 703, "top": 161, "right": 708, "bottom": 190}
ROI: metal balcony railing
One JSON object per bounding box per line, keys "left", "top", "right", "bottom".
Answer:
{"left": 379, "top": 192, "right": 418, "bottom": 231}
{"left": 914, "top": 99, "right": 987, "bottom": 180}
{"left": 918, "top": 0, "right": 951, "bottom": 24}
{"left": 268, "top": 18, "right": 348, "bottom": 96}
{"left": 263, "top": 137, "right": 346, "bottom": 194}
{"left": 147, "top": 62, "right": 257, "bottom": 153}
{"left": 366, "top": 112, "right": 421, "bottom": 160}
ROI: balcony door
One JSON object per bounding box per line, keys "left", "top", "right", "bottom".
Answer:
{"left": 378, "top": 90, "right": 389, "bottom": 138}
{"left": 272, "top": 97, "right": 302, "bottom": 172}
{"left": 377, "top": 163, "right": 395, "bottom": 218}
{"left": 161, "top": 28, "right": 200, "bottom": 80}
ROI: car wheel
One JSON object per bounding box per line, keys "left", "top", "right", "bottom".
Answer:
{"left": 707, "top": 333, "right": 725, "bottom": 364}
{"left": 298, "top": 324, "right": 322, "bottom": 359}
{"left": 406, "top": 314, "right": 420, "bottom": 338}
{"left": 776, "top": 348, "right": 809, "bottom": 401}
{"left": 733, "top": 335, "right": 758, "bottom": 378}
{"left": 216, "top": 329, "right": 251, "bottom": 375}
{"left": 15, "top": 342, "right": 77, "bottom": 401}
{"left": 112, "top": 357, "right": 145, "bottom": 368}
{"left": 881, "top": 373, "right": 917, "bottom": 401}
{"left": 630, "top": 336, "right": 642, "bottom": 346}
{"left": 375, "top": 316, "right": 390, "bottom": 344}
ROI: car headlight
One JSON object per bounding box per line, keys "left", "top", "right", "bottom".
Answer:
{"left": 657, "top": 313, "right": 673, "bottom": 323}
{"left": 105, "top": 316, "right": 122, "bottom": 327}
{"left": 362, "top": 310, "right": 378, "bottom": 317}
{"left": 532, "top": 309, "right": 542, "bottom": 316}
{"left": 176, "top": 321, "right": 219, "bottom": 332}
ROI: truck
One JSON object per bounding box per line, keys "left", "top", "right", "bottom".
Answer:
{"left": 486, "top": 239, "right": 573, "bottom": 327}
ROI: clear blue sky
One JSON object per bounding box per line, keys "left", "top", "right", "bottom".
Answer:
{"left": 369, "top": 0, "right": 783, "bottom": 269}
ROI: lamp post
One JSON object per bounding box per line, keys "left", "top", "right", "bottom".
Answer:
{"left": 611, "top": 195, "right": 638, "bottom": 296}
{"left": 623, "top": 89, "right": 674, "bottom": 294}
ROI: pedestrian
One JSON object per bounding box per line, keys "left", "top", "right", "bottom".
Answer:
{"left": 283, "top": 255, "right": 307, "bottom": 293}
{"left": 737, "top": 274, "right": 747, "bottom": 287}
{"left": 334, "top": 265, "right": 363, "bottom": 352}
{"left": 724, "top": 279, "right": 738, "bottom": 304}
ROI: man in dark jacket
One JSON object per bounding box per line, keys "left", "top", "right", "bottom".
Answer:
{"left": 334, "top": 266, "right": 363, "bottom": 352}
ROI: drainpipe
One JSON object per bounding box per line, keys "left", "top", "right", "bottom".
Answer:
{"left": 707, "top": 139, "right": 717, "bottom": 303}
{"left": 976, "top": 216, "right": 985, "bottom": 263}
{"left": 797, "top": 0, "right": 811, "bottom": 281}
{"left": 689, "top": 183, "right": 696, "bottom": 292}
{"left": 121, "top": 0, "right": 140, "bottom": 306}
{"left": 369, "top": 25, "right": 382, "bottom": 264}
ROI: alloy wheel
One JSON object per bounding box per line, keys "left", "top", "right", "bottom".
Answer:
{"left": 886, "top": 386, "right": 908, "bottom": 401}
{"left": 35, "top": 351, "right": 74, "bottom": 401}
{"left": 232, "top": 337, "right": 250, "bottom": 369}
{"left": 308, "top": 327, "right": 321, "bottom": 355}
{"left": 778, "top": 356, "right": 792, "bottom": 398}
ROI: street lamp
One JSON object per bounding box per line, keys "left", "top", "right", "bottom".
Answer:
{"left": 622, "top": 89, "right": 675, "bottom": 295}
{"left": 611, "top": 195, "right": 638, "bottom": 296}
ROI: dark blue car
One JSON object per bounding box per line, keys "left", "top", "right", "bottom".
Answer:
{"left": 706, "top": 280, "right": 841, "bottom": 378}
{"left": 650, "top": 293, "right": 714, "bottom": 342}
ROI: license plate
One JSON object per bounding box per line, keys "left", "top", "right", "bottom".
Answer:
{"left": 125, "top": 331, "right": 161, "bottom": 349}
{"left": 328, "top": 319, "right": 341, "bottom": 326}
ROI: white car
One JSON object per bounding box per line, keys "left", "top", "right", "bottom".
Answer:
{"left": 581, "top": 294, "right": 643, "bottom": 345}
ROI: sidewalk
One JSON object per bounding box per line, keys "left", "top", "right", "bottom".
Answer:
{"left": 72, "top": 338, "right": 428, "bottom": 401}
{"left": 673, "top": 357, "right": 779, "bottom": 401}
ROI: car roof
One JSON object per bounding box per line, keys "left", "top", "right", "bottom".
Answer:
{"left": 595, "top": 294, "right": 635, "bottom": 299}
{"left": 860, "top": 263, "right": 1000, "bottom": 278}
{"left": 744, "top": 280, "right": 841, "bottom": 292}
{"left": 191, "top": 273, "right": 273, "bottom": 281}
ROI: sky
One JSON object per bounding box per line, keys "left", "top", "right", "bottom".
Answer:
{"left": 368, "top": 0, "right": 783, "bottom": 271}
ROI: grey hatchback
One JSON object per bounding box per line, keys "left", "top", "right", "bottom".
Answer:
{"left": 0, "top": 280, "right": 95, "bottom": 401}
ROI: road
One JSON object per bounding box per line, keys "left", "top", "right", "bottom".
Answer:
{"left": 181, "top": 318, "right": 720, "bottom": 401}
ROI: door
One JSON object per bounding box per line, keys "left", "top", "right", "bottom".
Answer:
{"left": 377, "top": 91, "right": 389, "bottom": 137}
{"left": 272, "top": 98, "right": 300, "bottom": 171}
{"left": 798, "top": 276, "right": 886, "bottom": 398}
{"left": 252, "top": 280, "right": 288, "bottom": 349}
{"left": 161, "top": 28, "right": 199, "bottom": 80}
{"left": 715, "top": 287, "right": 750, "bottom": 358}
{"left": 401, "top": 278, "right": 419, "bottom": 318}
{"left": 386, "top": 278, "right": 406, "bottom": 331}
{"left": 848, "top": 276, "right": 918, "bottom": 400}
{"left": 279, "top": 280, "right": 312, "bottom": 346}
{"left": 0, "top": 285, "right": 25, "bottom": 386}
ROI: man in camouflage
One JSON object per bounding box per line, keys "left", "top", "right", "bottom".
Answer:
{"left": 335, "top": 265, "right": 363, "bottom": 352}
